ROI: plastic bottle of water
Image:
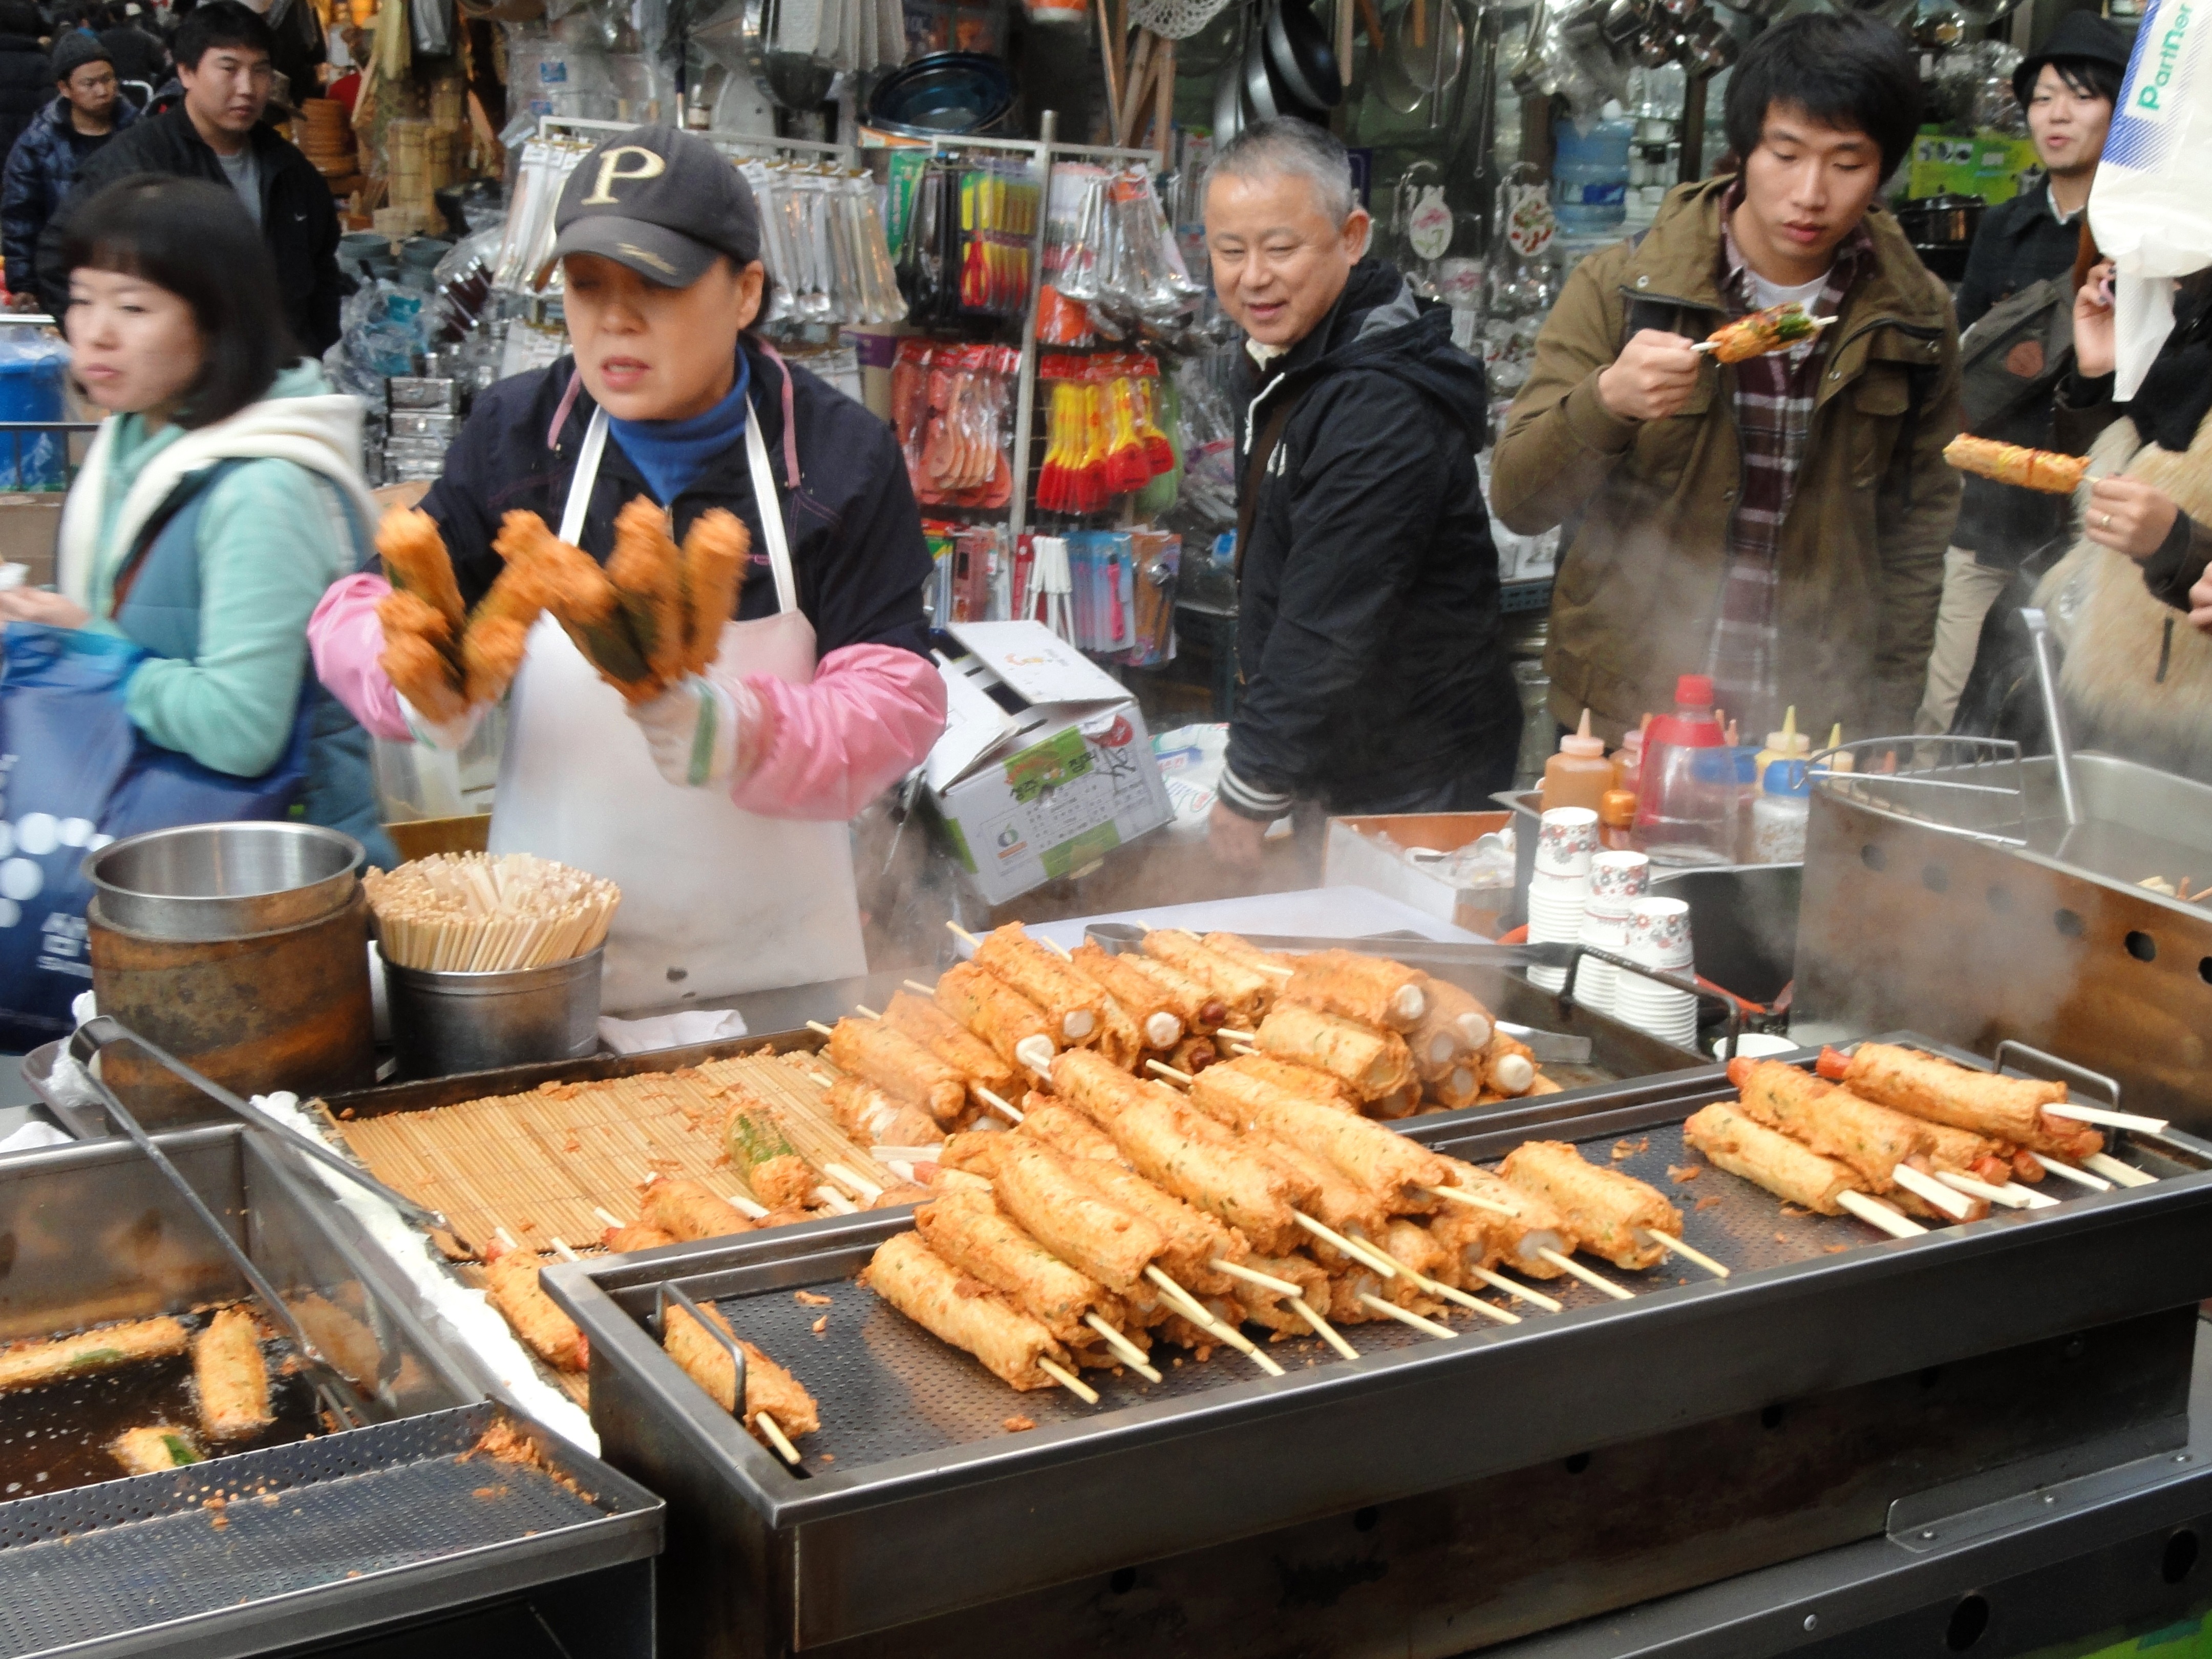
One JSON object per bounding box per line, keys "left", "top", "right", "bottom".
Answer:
{"left": 1552, "top": 115, "right": 1635, "bottom": 235}
{"left": 1631, "top": 674, "right": 1735, "bottom": 867}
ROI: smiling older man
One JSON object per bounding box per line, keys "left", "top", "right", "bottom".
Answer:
{"left": 1202, "top": 119, "right": 1519, "bottom": 867}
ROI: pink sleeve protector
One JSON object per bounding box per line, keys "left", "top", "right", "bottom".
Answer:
{"left": 308, "top": 572, "right": 413, "bottom": 741}
{"left": 726, "top": 643, "right": 947, "bottom": 820}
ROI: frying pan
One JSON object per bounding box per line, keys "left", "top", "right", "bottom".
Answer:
{"left": 1242, "top": 18, "right": 1287, "bottom": 121}
{"left": 1265, "top": 0, "right": 1342, "bottom": 111}
{"left": 1213, "top": 2, "right": 1253, "bottom": 138}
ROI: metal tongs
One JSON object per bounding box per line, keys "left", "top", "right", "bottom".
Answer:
{"left": 61, "top": 1019, "right": 378, "bottom": 1429}
{"left": 69, "top": 1017, "right": 450, "bottom": 1233}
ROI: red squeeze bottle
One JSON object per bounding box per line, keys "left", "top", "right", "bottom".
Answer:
{"left": 1631, "top": 674, "right": 1734, "bottom": 867}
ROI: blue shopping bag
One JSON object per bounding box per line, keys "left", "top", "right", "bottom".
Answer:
{"left": 0, "top": 622, "right": 310, "bottom": 1046}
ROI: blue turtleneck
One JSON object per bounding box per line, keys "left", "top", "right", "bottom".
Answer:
{"left": 607, "top": 351, "right": 751, "bottom": 507}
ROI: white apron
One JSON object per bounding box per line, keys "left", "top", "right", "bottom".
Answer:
{"left": 487, "top": 404, "right": 868, "bottom": 1013}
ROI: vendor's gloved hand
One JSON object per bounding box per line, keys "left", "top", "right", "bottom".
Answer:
{"left": 399, "top": 695, "right": 486, "bottom": 754}
{"left": 630, "top": 673, "right": 743, "bottom": 788}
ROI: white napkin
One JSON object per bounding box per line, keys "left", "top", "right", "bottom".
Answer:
{"left": 595, "top": 1008, "right": 749, "bottom": 1055}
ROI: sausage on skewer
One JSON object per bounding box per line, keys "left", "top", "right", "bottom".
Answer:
{"left": 1067, "top": 943, "right": 1188, "bottom": 1049}
{"left": 1250, "top": 1003, "right": 1414, "bottom": 1101}
{"left": 933, "top": 962, "right": 1059, "bottom": 1075}
{"left": 1823, "top": 1043, "right": 2103, "bottom": 1160}
{"left": 1407, "top": 977, "right": 1495, "bottom": 1075}
{"left": 1684, "top": 1102, "right": 1865, "bottom": 1215}
{"left": 641, "top": 1176, "right": 757, "bottom": 1242}
{"left": 1199, "top": 931, "right": 1299, "bottom": 976}
{"left": 865, "top": 1231, "right": 1075, "bottom": 1392}
{"left": 1279, "top": 949, "right": 1429, "bottom": 1032}
{"left": 823, "top": 1074, "right": 945, "bottom": 1148}
{"left": 826, "top": 1017, "right": 969, "bottom": 1126}
{"left": 1206, "top": 1069, "right": 1451, "bottom": 1214}
{"left": 1436, "top": 1156, "right": 1577, "bottom": 1280}
{"left": 916, "top": 1187, "right": 1131, "bottom": 1358}
{"left": 1141, "top": 930, "right": 1277, "bottom": 1022}
{"left": 1730, "top": 1058, "right": 1930, "bottom": 1188}
{"left": 1109, "top": 949, "right": 1230, "bottom": 1034}
{"left": 880, "top": 991, "right": 1019, "bottom": 1108}
{"left": 663, "top": 1299, "right": 822, "bottom": 1439}
{"left": 973, "top": 924, "right": 1108, "bottom": 1045}
{"left": 484, "top": 1244, "right": 590, "bottom": 1372}
{"left": 1210, "top": 1051, "right": 1360, "bottom": 1110}
{"left": 1479, "top": 1030, "right": 1537, "bottom": 1097}
{"left": 1498, "top": 1140, "right": 1681, "bottom": 1270}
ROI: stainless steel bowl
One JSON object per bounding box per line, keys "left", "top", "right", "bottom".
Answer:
{"left": 86, "top": 822, "right": 364, "bottom": 942}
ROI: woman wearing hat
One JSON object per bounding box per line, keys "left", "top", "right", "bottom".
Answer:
{"left": 309, "top": 125, "right": 945, "bottom": 1009}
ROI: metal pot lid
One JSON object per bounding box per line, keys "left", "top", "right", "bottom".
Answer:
{"left": 865, "top": 51, "right": 1016, "bottom": 134}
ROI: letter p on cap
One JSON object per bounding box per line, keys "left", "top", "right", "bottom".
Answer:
{"left": 581, "top": 145, "right": 667, "bottom": 206}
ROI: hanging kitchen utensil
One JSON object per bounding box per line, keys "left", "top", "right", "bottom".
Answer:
{"left": 1212, "top": 4, "right": 1251, "bottom": 142}
{"left": 866, "top": 51, "right": 1018, "bottom": 133}
{"left": 1242, "top": 19, "right": 1287, "bottom": 120}
{"left": 1265, "top": 0, "right": 1342, "bottom": 111}
{"left": 1375, "top": 0, "right": 1464, "bottom": 115}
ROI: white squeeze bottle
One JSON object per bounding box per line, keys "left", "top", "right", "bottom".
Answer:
{"left": 1751, "top": 760, "right": 1811, "bottom": 863}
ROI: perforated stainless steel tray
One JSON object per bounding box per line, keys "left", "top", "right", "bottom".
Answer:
{"left": 0, "top": 1402, "right": 662, "bottom": 1658}
{"left": 549, "top": 1036, "right": 2212, "bottom": 1651}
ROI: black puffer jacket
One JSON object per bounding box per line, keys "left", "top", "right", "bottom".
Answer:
{"left": 34, "top": 105, "right": 343, "bottom": 352}
{"left": 1219, "top": 259, "right": 1520, "bottom": 818}
{"left": 0, "top": 34, "right": 53, "bottom": 172}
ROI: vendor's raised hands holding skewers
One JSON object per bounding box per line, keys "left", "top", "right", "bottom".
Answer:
{"left": 307, "top": 125, "right": 947, "bottom": 1011}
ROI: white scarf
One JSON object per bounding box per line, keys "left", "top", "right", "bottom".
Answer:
{"left": 56, "top": 390, "right": 381, "bottom": 609}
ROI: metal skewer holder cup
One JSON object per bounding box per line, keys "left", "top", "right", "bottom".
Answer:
{"left": 382, "top": 947, "right": 605, "bottom": 1079}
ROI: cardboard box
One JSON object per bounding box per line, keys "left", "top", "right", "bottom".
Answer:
{"left": 926, "top": 621, "right": 1173, "bottom": 905}
{"left": 1323, "top": 811, "right": 1515, "bottom": 937}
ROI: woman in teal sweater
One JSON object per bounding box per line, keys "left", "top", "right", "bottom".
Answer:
{"left": 0, "top": 174, "right": 392, "bottom": 862}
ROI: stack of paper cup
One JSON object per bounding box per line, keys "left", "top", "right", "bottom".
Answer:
{"left": 1573, "top": 850, "right": 1651, "bottom": 1016}
{"left": 1526, "top": 806, "right": 1598, "bottom": 992}
{"left": 1614, "top": 896, "right": 1698, "bottom": 1046}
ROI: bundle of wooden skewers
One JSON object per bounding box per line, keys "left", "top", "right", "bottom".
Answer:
{"left": 365, "top": 852, "right": 621, "bottom": 973}
{"left": 375, "top": 497, "right": 751, "bottom": 721}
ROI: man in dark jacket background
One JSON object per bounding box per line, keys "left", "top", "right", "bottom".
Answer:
{"left": 0, "top": 3, "right": 54, "bottom": 174}
{"left": 1201, "top": 118, "right": 1518, "bottom": 867}
{"left": 36, "top": 0, "right": 342, "bottom": 351}
{"left": 1, "top": 32, "right": 135, "bottom": 303}
{"left": 97, "top": 5, "right": 171, "bottom": 91}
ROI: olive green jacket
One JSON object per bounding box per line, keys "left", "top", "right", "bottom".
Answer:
{"left": 1492, "top": 178, "right": 1962, "bottom": 743}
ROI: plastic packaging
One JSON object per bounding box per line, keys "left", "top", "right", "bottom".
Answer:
{"left": 1551, "top": 116, "right": 1634, "bottom": 235}
{"left": 1631, "top": 674, "right": 1734, "bottom": 867}
{"left": 1611, "top": 725, "right": 1643, "bottom": 800}
{"left": 1750, "top": 759, "right": 1811, "bottom": 864}
{"left": 1540, "top": 708, "right": 1612, "bottom": 814}
{"left": 1599, "top": 788, "right": 1636, "bottom": 850}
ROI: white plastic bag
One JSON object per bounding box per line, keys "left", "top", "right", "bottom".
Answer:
{"left": 2088, "top": 0, "right": 2212, "bottom": 398}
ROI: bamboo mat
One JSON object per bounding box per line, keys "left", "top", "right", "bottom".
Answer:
{"left": 334, "top": 1050, "right": 902, "bottom": 1260}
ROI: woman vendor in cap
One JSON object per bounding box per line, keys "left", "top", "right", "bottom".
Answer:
{"left": 308, "top": 125, "right": 946, "bottom": 1009}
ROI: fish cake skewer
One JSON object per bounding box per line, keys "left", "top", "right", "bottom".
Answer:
{"left": 484, "top": 1244, "right": 590, "bottom": 1372}
{"left": 194, "top": 1306, "right": 273, "bottom": 1441}
{"left": 1279, "top": 948, "right": 1429, "bottom": 1032}
{"left": 663, "top": 1299, "right": 822, "bottom": 1441}
{"left": 641, "top": 1175, "right": 758, "bottom": 1242}
{"left": 865, "top": 1231, "right": 1075, "bottom": 1392}
{"left": 0, "top": 1315, "right": 190, "bottom": 1392}
{"left": 1498, "top": 1140, "right": 1681, "bottom": 1270}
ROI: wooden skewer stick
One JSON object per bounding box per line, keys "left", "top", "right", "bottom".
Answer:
{"left": 1642, "top": 1230, "right": 1729, "bottom": 1278}
{"left": 1252, "top": 961, "right": 1294, "bottom": 977}
{"left": 853, "top": 1004, "right": 880, "bottom": 1019}
{"left": 1425, "top": 1185, "right": 1518, "bottom": 1219}
{"left": 1291, "top": 1297, "right": 1360, "bottom": 1359}
{"left": 1357, "top": 1293, "right": 1457, "bottom": 1339}
{"left": 1934, "top": 1169, "right": 2032, "bottom": 1208}
{"left": 2044, "top": 1102, "right": 2168, "bottom": 1134}
{"left": 870, "top": 1145, "right": 947, "bottom": 1161}
{"left": 822, "top": 1162, "right": 883, "bottom": 1204}
{"left": 1225, "top": 1043, "right": 1259, "bottom": 1058}
{"left": 2083, "top": 1152, "right": 2157, "bottom": 1188}
{"left": 494, "top": 1226, "right": 520, "bottom": 1250}
{"left": 1084, "top": 1313, "right": 1163, "bottom": 1381}
{"left": 1143, "top": 1265, "right": 1287, "bottom": 1377}
{"left": 1837, "top": 1188, "right": 1929, "bottom": 1237}
{"left": 1211, "top": 1258, "right": 1303, "bottom": 1298}
{"left": 805, "top": 1020, "right": 837, "bottom": 1038}
{"left": 945, "top": 921, "right": 984, "bottom": 948}
{"left": 1215, "top": 1028, "right": 1257, "bottom": 1042}
{"left": 813, "top": 1186, "right": 859, "bottom": 1215}
{"left": 1290, "top": 1210, "right": 1399, "bottom": 1277}
{"left": 1041, "top": 937, "right": 1075, "bottom": 959}
{"left": 1038, "top": 1356, "right": 1102, "bottom": 1404}
{"left": 903, "top": 979, "right": 938, "bottom": 996}
{"left": 591, "top": 1205, "right": 627, "bottom": 1229}
{"left": 1891, "top": 1163, "right": 1976, "bottom": 1220}
{"left": 1535, "top": 1247, "right": 1635, "bottom": 1300}
{"left": 756, "top": 1412, "right": 803, "bottom": 1465}
{"left": 547, "top": 1237, "right": 581, "bottom": 1261}
{"left": 2003, "top": 1182, "right": 2062, "bottom": 1209}
{"left": 724, "top": 1188, "right": 772, "bottom": 1220}
{"left": 1450, "top": 1290, "right": 1521, "bottom": 1326}
{"left": 1145, "top": 1059, "right": 1195, "bottom": 1085}
{"left": 1466, "top": 1265, "right": 1564, "bottom": 1312}
{"left": 2030, "top": 1152, "right": 2113, "bottom": 1192}
{"left": 973, "top": 1086, "right": 1026, "bottom": 1125}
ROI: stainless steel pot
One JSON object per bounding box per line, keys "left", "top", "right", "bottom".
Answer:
{"left": 84, "top": 822, "right": 363, "bottom": 943}
{"left": 1896, "top": 192, "right": 1985, "bottom": 246}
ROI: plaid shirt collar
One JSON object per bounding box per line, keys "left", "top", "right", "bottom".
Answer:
{"left": 1714, "top": 184, "right": 1875, "bottom": 320}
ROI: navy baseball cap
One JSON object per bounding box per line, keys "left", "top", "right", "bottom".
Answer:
{"left": 540, "top": 124, "right": 762, "bottom": 289}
